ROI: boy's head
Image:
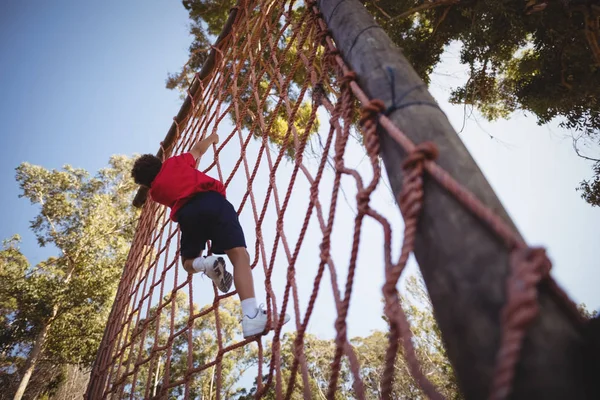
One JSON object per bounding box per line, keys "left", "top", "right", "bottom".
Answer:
{"left": 132, "top": 154, "right": 162, "bottom": 188}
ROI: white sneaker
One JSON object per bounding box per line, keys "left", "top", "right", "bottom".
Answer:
{"left": 197, "top": 256, "right": 232, "bottom": 293}
{"left": 242, "top": 304, "right": 291, "bottom": 338}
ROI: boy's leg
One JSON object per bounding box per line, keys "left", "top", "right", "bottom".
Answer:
{"left": 224, "top": 247, "right": 255, "bottom": 301}
{"left": 225, "top": 247, "right": 260, "bottom": 321}
{"left": 182, "top": 257, "right": 194, "bottom": 274}
{"left": 224, "top": 246, "right": 291, "bottom": 337}
{"left": 209, "top": 194, "right": 290, "bottom": 336}
{"left": 182, "top": 254, "right": 233, "bottom": 293}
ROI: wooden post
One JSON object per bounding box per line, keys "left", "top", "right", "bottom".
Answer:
{"left": 317, "top": 0, "right": 587, "bottom": 398}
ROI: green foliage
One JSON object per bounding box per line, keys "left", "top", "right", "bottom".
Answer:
{"left": 577, "top": 161, "right": 600, "bottom": 207}
{"left": 363, "top": 1, "right": 600, "bottom": 135}
{"left": 578, "top": 303, "right": 599, "bottom": 319}
{"left": 0, "top": 156, "right": 139, "bottom": 398}
{"left": 0, "top": 236, "right": 35, "bottom": 354}
{"left": 367, "top": 0, "right": 600, "bottom": 207}
{"left": 12, "top": 155, "right": 139, "bottom": 364}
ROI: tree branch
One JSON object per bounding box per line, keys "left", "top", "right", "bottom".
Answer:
{"left": 369, "top": 1, "right": 393, "bottom": 19}
{"left": 572, "top": 136, "right": 600, "bottom": 162}
{"left": 573, "top": 5, "right": 600, "bottom": 65}
{"left": 72, "top": 223, "right": 123, "bottom": 263}
{"left": 390, "top": 0, "right": 460, "bottom": 23}
{"left": 433, "top": 5, "right": 452, "bottom": 34}
{"left": 37, "top": 195, "right": 78, "bottom": 281}
{"left": 560, "top": 49, "right": 574, "bottom": 90}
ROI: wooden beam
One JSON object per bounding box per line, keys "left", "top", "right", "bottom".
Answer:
{"left": 317, "top": 0, "right": 588, "bottom": 398}
{"left": 132, "top": 3, "right": 241, "bottom": 208}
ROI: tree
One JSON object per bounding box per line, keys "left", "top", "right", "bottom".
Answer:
{"left": 363, "top": 0, "right": 599, "bottom": 138}
{"left": 1, "top": 156, "right": 139, "bottom": 400}
{"left": 169, "top": 0, "right": 600, "bottom": 205}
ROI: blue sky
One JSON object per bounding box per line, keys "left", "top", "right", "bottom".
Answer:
{"left": 0, "top": 1, "right": 190, "bottom": 262}
{"left": 1, "top": 0, "right": 598, "bottom": 353}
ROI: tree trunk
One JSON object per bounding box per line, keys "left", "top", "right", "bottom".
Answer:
{"left": 208, "top": 364, "right": 215, "bottom": 400}
{"left": 152, "top": 357, "right": 162, "bottom": 398}
{"left": 52, "top": 365, "right": 90, "bottom": 400}
{"left": 13, "top": 292, "right": 63, "bottom": 400}
{"left": 318, "top": 0, "right": 588, "bottom": 399}
{"left": 15, "top": 201, "right": 80, "bottom": 400}
{"left": 12, "top": 321, "right": 50, "bottom": 400}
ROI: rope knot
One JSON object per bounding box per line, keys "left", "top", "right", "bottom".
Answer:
{"left": 490, "top": 246, "right": 551, "bottom": 400}
{"left": 520, "top": 247, "right": 551, "bottom": 277}
{"left": 398, "top": 143, "right": 437, "bottom": 220}
{"left": 359, "top": 99, "right": 385, "bottom": 127}
{"left": 316, "top": 28, "right": 331, "bottom": 45}
{"left": 402, "top": 142, "right": 438, "bottom": 171}
{"left": 356, "top": 191, "right": 371, "bottom": 211}
{"left": 340, "top": 71, "right": 357, "bottom": 87}
{"left": 326, "top": 49, "right": 341, "bottom": 64}
{"left": 312, "top": 83, "right": 325, "bottom": 106}
{"left": 319, "top": 241, "right": 331, "bottom": 263}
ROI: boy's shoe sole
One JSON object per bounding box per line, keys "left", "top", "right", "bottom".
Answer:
{"left": 209, "top": 257, "right": 233, "bottom": 293}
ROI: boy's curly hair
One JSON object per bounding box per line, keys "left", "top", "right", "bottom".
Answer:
{"left": 132, "top": 154, "right": 162, "bottom": 187}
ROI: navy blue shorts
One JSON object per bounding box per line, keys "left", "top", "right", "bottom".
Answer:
{"left": 176, "top": 191, "right": 246, "bottom": 259}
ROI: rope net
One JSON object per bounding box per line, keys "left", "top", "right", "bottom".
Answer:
{"left": 87, "top": 0, "right": 582, "bottom": 399}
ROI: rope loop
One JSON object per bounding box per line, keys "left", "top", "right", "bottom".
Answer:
{"left": 490, "top": 247, "right": 552, "bottom": 400}
{"left": 402, "top": 142, "right": 439, "bottom": 170}
{"left": 359, "top": 99, "right": 385, "bottom": 126}
{"left": 339, "top": 71, "right": 357, "bottom": 87}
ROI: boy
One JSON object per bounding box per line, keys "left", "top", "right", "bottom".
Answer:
{"left": 131, "top": 133, "right": 289, "bottom": 338}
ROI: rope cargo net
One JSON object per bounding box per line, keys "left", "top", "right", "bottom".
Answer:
{"left": 87, "top": 1, "right": 582, "bottom": 399}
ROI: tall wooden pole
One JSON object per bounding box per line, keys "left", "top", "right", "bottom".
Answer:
{"left": 317, "top": 0, "right": 587, "bottom": 398}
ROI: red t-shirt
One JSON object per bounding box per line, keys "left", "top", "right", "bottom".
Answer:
{"left": 149, "top": 153, "right": 226, "bottom": 221}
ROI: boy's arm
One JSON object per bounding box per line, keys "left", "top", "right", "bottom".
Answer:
{"left": 189, "top": 133, "right": 219, "bottom": 160}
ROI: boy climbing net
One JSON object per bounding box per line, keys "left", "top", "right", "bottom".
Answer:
{"left": 131, "top": 133, "right": 290, "bottom": 338}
